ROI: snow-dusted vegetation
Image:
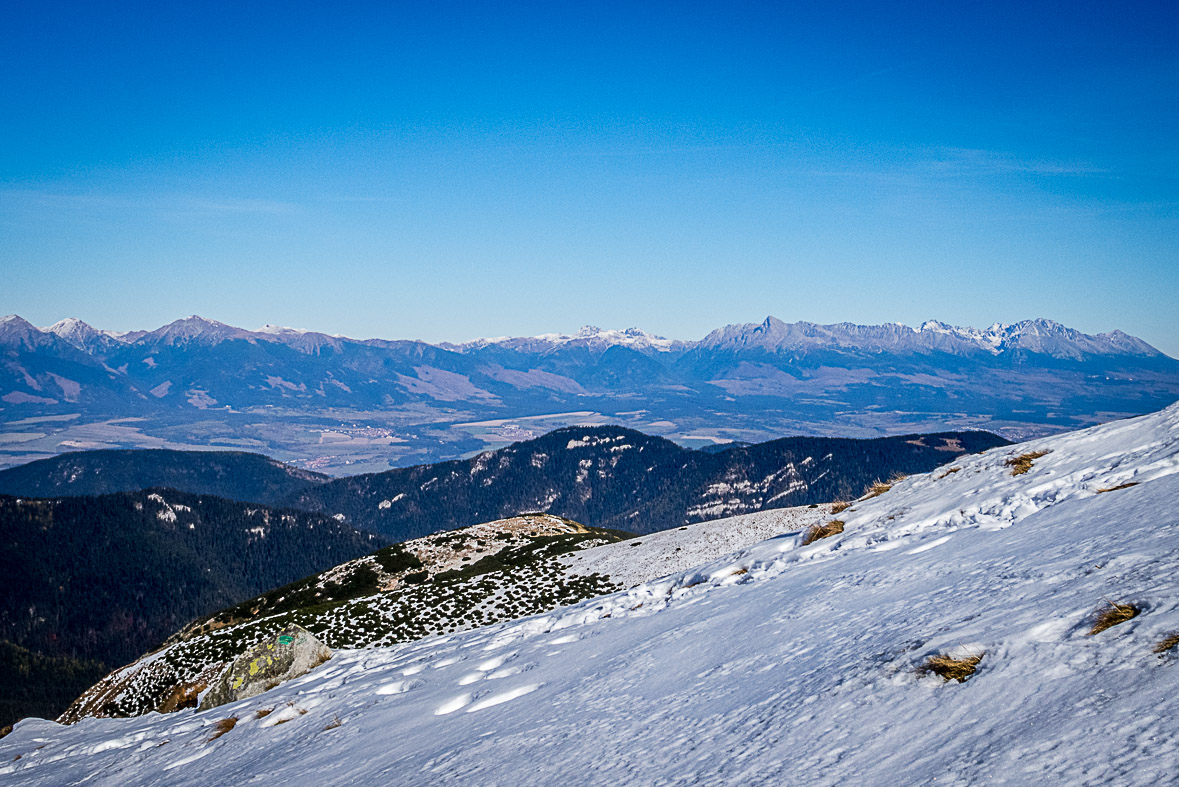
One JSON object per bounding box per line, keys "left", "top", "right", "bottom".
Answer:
{"left": 3, "top": 404, "right": 1178, "bottom": 784}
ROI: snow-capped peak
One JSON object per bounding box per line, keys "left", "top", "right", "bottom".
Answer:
{"left": 918, "top": 319, "right": 953, "bottom": 334}
{"left": 0, "top": 315, "right": 58, "bottom": 348}
{"left": 258, "top": 324, "right": 310, "bottom": 336}
{"left": 451, "top": 325, "right": 678, "bottom": 353}
{"left": 0, "top": 314, "right": 33, "bottom": 329}
{"left": 137, "top": 315, "right": 260, "bottom": 347}
{"left": 45, "top": 317, "right": 99, "bottom": 343}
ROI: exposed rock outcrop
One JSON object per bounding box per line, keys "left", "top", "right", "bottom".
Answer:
{"left": 200, "top": 625, "right": 331, "bottom": 711}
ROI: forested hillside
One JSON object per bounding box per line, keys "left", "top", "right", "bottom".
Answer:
{"left": 0, "top": 490, "right": 382, "bottom": 726}
{"left": 292, "top": 426, "right": 1010, "bottom": 538}
{"left": 0, "top": 449, "right": 327, "bottom": 504}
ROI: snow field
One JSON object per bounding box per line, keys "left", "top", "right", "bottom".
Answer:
{"left": 3, "top": 404, "right": 1178, "bottom": 785}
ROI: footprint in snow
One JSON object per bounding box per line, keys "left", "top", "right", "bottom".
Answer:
{"left": 486, "top": 664, "right": 533, "bottom": 680}
{"left": 906, "top": 535, "right": 952, "bottom": 555}
{"left": 434, "top": 693, "right": 473, "bottom": 715}
{"left": 376, "top": 678, "right": 423, "bottom": 696}
{"left": 477, "top": 652, "right": 516, "bottom": 671}
{"left": 457, "top": 655, "right": 534, "bottom": 684}
{"left": 548, "top": 634, "right": 579, "bottom": 645}
{"left": 465, "top": 684, "right": 540, "bottom": 712}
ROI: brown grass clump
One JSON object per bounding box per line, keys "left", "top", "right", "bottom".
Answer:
{"left": 920, "top": 652, "right": 983, "bottom": 682}
{"left": 323, "top": 714, "right": 343, "bottom": 731}
{"left": 255, "top": 707, "right": 274, "bottom": 719}
{"left": 938, "top": 467, "right": 961, "bottom": 479}
{"left": 272, "top": 702, "right": 309, "bottom": 725}
{"left": 830, "top": 501, "right": 851, "bottom": 514}
{"left": 1006, "top": 450, "right": 1050, "bottom": 476}
{"left": 1153, "top": 632, "right": 1179, "bottom": 654}
{"left": 158, "top": 679, "right": 206, "bottom": 714}
{"left": 863, "top": 473, "right": 907, "bottom": 499}
{"left": 801, "top": 519, "right": 844, "bottom": 546}
{"left": 1088, "top": 601, "right": 1140, "bottom": 635}
{"left": 207, "top": 717, "right": 237, "bottom": 741}
{"left": 1096, "top": 482, "right": 1139, "bottom": 494}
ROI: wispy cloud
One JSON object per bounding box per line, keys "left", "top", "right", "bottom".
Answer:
{"left": 169, "top": 197, "right": 302, "bottom": 217}
{"left": 0, "top": 188, "right": 304, "bottom": 219}
{"left": 923, "top": 147, "right": 1111, "bottom": 178}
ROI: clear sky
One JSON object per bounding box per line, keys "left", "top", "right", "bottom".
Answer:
{"left": 2, "top": 1, "right": 1177, "bottom": 355}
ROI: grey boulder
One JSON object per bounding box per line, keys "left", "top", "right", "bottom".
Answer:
{"left": 200, "top": 625, "right": 331, "bottom": 711}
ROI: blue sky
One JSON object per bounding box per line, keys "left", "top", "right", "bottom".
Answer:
{"left": 2, "top": 1, "right": 1177, "bottom": 354}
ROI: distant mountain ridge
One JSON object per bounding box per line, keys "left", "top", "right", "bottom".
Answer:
{"left": 0, "top": 427, "right": 1009, "bottom": 540}
{"left": 2, "top": 313, "right": 1175, "bottom": 472}
{"left": 12, "top": 313, "right": 1168, "bottom": 359}
{"left": 289, "top": 425, "right": 1011, "bottom": 539}
{"left": 0, "top": 449, "right": 328, "bottom": 504}
{"left": 697, "top": 316, "right": 1162, "bottom": 359}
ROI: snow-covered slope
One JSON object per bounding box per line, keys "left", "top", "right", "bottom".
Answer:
{"left": 59, "top": 506, "right": 838, "bottom": 723}
{"left": 4, "top": 405, "right": 1178, "bottom": 785}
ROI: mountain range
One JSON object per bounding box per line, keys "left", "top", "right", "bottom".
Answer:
{"left": 0, "top": 426, "right": 1008, "bottom": 540}
{"left": 1, "top": 313, "right": 1176, "bottom": 473}
{"left": 0, "top": 424, "right": 1000, "bottom": 725}
{"left": 5, "top": 401, "right": 1176, "bottom": 784}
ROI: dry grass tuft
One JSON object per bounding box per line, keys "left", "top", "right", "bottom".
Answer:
{"left": 920, "top": 652, "right": 983, "bottom": 682}
{"left": 158, "top": 679, "right": 206, "bottom": 714}
{"left": 254, "top": 707, "right": 274, "bottom": 719}
{"left": 1153, "top": 632, "right": 1179, "bottom": 654}
{"left": 1088, "top": 601, "right": 1140, "bottom": 635}
{"left": 272, "top": 702, "right": 309, "bottom": 725}
{"left": 207, "top": 716, "right": 237, "bottom": 741}
{"left": 863, "top": 473, "right": 907, "bottom": 499}
{"left": 830, "top": 501, "right": 851, "bottom": 514}
{"left": 1096, "top": 482, "right": 1140, "bottom": 494}
{"left": 323, "top": 714, "right": 343, "bottom": 731}
{"left": 801, "top": 519, "right": 845, "bottom": 546}
{"left": 1006, "top": 450, "right": 1050, "bottom": 476}
{"left": 938, "top": 467, "right": 961, "bottom": 479}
